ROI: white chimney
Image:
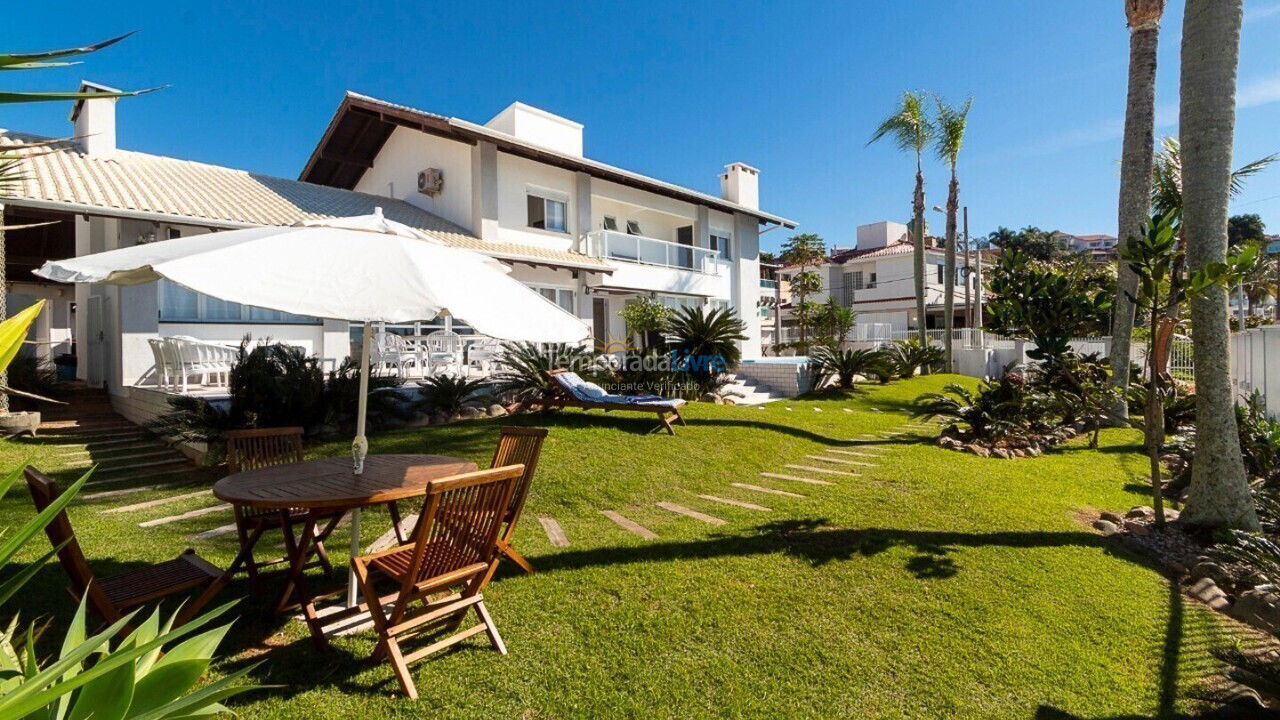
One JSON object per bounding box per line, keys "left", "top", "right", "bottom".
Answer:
{"left": 719, "top": 162, "right": 759, "bottom": 209}
{"left": 68, "top": 81, "right": 120, "bottom": 157}
{"left": 856, "top": 221, "right": 909, "bottom": 250}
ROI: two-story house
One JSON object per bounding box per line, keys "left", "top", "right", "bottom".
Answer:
{"left": 777, "top": 221, "right": 977, "bottom": 343}
{"left": 300, "top": 94, "right": 796, "bottom": 356}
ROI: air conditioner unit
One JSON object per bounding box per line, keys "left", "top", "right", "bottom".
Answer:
{"left": 417, "top": 168, "right": 444, "bottom": 196}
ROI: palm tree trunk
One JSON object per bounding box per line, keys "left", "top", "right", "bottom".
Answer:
{"left": 1108, "top": 5, "right": 1162, "bottom": 424}
{"left": 913, "top": 154, "right": 927, "bottom": 344}
{"left": 0, "top": 210, "right": 7, "bottom": 414}
{"left": 1179, "top": 0, "right": 1258, "bottom": 531}
{"left": 944, "top": 171, "right": 958, "bottom": 373}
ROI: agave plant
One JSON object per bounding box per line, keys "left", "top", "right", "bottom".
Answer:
{"left": 886, "top": 338, "right": 944, "bottom": 379}
{"left": 812, "top": 347, "right": 888, "bottom": 390}
{"left": 418, "top": 374, "right": 490, "bottom": 416}
{"left": 491, "top": 342, "right": 604, "bottom": 406}
{"left": 0, "top": 466, "right": 259, "bottom": 717}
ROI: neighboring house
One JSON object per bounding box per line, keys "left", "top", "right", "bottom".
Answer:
{"left": 1061, "top": 233, "right": 1119, "bottom": 263}
{"left": 774, "top": 221, "right": 978, "bottom": 343}
{"left": 757, "top": 261, "right": 789, "bottom": 350}
{"left": 0, "top": 87, "right": 794, "bottom": 413}
{"left": 299, "top": 93, "right": 795, "bottom": 355}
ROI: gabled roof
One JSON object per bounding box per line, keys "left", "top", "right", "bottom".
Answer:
{"left": 0, "top": 131, "right": 611, "bottom": 272}
{"left": 300, "top": 92, "right": 797, "bottom": 228}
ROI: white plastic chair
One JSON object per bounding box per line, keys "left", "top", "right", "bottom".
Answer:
{"left": 425, "top": 331, "right": 462, "bottom": 375}
{"left": 466, "top": 337, "right": 501, "bottom": 375}
{"left": 371, "top": 332, "right": 418, "bottom": 379}
{"left": 147, "top": 338, "right": 172, "bottom": 390}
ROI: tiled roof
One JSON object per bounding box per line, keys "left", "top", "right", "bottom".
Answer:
{"left": 0, "top": 132, "right": 611, "bottom": 272}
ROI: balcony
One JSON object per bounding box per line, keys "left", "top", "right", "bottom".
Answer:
{"left": 760, "top": 278, "right": 778, "bottom": 290}
{"left": 586, "top": 229, "right": 720, "bottom": 275}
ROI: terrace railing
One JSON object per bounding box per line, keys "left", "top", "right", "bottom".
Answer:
{"left": 586, "top": 230, "right": 720, "bottom": 274}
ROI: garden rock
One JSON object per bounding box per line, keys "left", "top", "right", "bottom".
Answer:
{"left": 1126, "top": 506, "right": 1154, "bottom": 520}
{"left": 487, "top": 404, "right": 508, "bottom": 417}
{"left": 1092, "top": 519, "right": 1119, "bottom": 535}
{"left": 1100, "top": 511, "right": 1125, "bottom": 524}
{"left": 1123, "top": 519, "right": 1150, "bottom": 536}
{"left": 1188, "top": 577, "right": 1231, "bottom": 612}
{"left": 967, "top": 444, "right": 990, "bottom": 458}
{"left": 992, "top": 448, "right": 1012, "bottom": 460}
{"left": 459, "top": 406, "right": 484, "bottom": 419}
{"left": 1230, "top": 589, "right": 1280, "bottom": 634}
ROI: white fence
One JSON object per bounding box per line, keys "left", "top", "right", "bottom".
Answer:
{"left": 1231, "top": 327, "right": 1280, "bottom": 413}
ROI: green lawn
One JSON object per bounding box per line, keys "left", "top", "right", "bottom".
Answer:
{"left": 0, "top": 375, "right": 1243, "bottom": 718}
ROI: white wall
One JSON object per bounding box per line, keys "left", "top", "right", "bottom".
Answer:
{"left": 485, "top": 102, "right": 584, "bottom": 157}
{"left": 495, "top": 152, "right": 579, "bottom": 251}
{"left": 352, "top": 126, "right": 474, "bottom": 230}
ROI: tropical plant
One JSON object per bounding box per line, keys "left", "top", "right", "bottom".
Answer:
{"left": 1178, "top": 0, "right": 1259, "bottom": 531}
{"left": 0, "top": 465, "right": 259, "bottom": 717}
{"left": 0, "top": 34, "right": 157, "bottom": 413}
{"left": 934, "top": 95, "right": 972, "bottom": 373}
{"left": 491, "top": 341, "right": 603, "bottom": 407}
{"left": 913, "top": 371, "right": 1052, "bottom": 440}
{"left": 0, "top": 302, "right": 50, "bottom": 413}
{"left": 227, "top": 341, "right": 326, "bottom": 430}
{"left": 886, "top": 338, "right": 944, "bottom": 379}
{"left": 667, "top": 306, "right": 747, "bottom": 394}
{"left": 779, "top": 233, "right": 826, "bottom": 352}
{"left": 812, "top": 347, "right": 888, "bottom": 390}
{"left": 1106, "top": 0, "right": 1167, "bottom": 424}
{"left": 811, "top": 299, "right": 855, "bottom": 350}
{"left": 618, "top": 298, "right": 672, "bottom": 352}
{"left": 418, "top": 374, "right": 490, "bottom": 416}
{"left": 984, "top": 226, "right": 1065, "bottom": 262}
{"left": 4, "top": 355, "right": 65, "bottom": 411}
{"left": 1236, "top": 391, "right": 1280, "bottom": 489}
{"left": 1127, "top": 383, "right": 1196, "bottom": 434}
{"left": 1030, "top": 352, "right": 1117, "bottom": 448}
{"left": 323, "top": 357, "right": 402, "bottom": 425}
{"left": 869, "top": 91, "right": 934, "bottom": 343}
{"left": 147, "top": 395, "right": 237, "bottom": 460}
{"left": 984, "top": 250, "right": 1112, "bottom": 364}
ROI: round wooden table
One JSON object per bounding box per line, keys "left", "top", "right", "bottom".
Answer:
{"left": 212, "top": 454, "right": 477, "bottom": 648}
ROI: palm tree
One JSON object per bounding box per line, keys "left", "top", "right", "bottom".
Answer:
{"left": 1106, "top": 0, "right": 1166, "bottom": 425}
{"left": 870, "top": 91, "right": 934, "bottom": 343}
{"left": 934, "top": 96, "right": 971, "bottom": 373}
{"left": 779, "top": 233, "right": 826, "bottom": 352}
{"left": 1178, "top": 0, "right": 1258, "bottom": 531}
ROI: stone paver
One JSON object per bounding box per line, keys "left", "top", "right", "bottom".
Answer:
{"left": 102, "top": 490, "right": 210, "bottom": 514}
{"left": 760, "top": 472, "right": 834, "bottom": 486}
{"left": 191, "top": 523, "right": 239, "bottom": 540}
{"left": 539, "top": 516, "right": 570, "bottom": 547}
{"left": 601, "top": 510, "right": 658, "bottom": 539}
{"left": 696, "top": 494, "right": 770, "bottom": 511}
{"left": 828, "top": 449, "right": 882, "bottom": 458}
{"left": 784, "top": 464, "right": 859, "bottom": 477}
{"left": 139, "top": 503, "right": 230, "bottom": 528}
{"left": 655, "top": 501, "right": 726, "bottom": 526}
{"left": 731, "top": 483, "right": 804, "bottom": 498}
{"left": 806, "top": 455, "right": 873, "bottom": 467}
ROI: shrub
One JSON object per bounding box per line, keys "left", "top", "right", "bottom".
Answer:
{"left": 419, "top": 374, "right": 490, "bottom": 416}
{"left": 886, "top": 338, "right": 944, "bottom": 378}
{"left": 1238, "top": 391, "right": 1280, "bottom": 488}
{"left": 492, "top": 342, "right": 604, "bottom": 406}
{"left": 913, "top": 369, "right": 1053, "bottom": 439}
{"left": 4, "top": 354, "right": 66, "bottom": 411}
{"left": 324, "top": 356, "right": 403, "bottom": 424}
{"left": 1127, "top": 382, "right": 1197, "bottom": 434}
{"left": 812, "top": 347, "right": 888, "bottom": 389}
{"left": 228, "top": 341, "right": 325, "bottom": 429}
{"left": 667, "top": 306, "right": 747, "bottom": 395}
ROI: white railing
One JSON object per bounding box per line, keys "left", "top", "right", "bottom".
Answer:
{"left": 586, "top": 229, "right": 720, "bottom": 274}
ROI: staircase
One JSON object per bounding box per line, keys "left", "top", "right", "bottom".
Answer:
{"left": 720, "top": 374, "right": 778, "bottom": 406}
{"left": 25, "top": 385, "right": 209, "bottom": 490}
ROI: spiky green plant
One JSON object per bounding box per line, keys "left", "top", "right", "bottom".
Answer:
{"left": 491, "top": 342, "right": 604, "bottom": 406}
{"left": 418, "top": 374, "right": 491, "bottom": 416}
{"left": 886, "top": 338, "right": 944, "bottom": 379}
{"left": 812, "top": 347, "right": 888, "bottom": 390}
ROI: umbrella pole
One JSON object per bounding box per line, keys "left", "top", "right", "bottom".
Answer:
{"left": 348, "top": 320, "right": 373, "bottom": 608}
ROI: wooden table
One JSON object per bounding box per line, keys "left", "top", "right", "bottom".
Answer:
{"left": 211, "top": 454, "right": 477, "bottom": 648}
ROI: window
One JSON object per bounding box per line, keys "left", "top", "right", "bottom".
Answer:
{"left": 849, "top": 271, "right": 865, "bottom": 290}
{"left": 602, "top": 216, "right": 618, "bottom": 231}
{"left": 534, "top": 286, "right": 576, "bottom": 315}
{"left": 935, "top": 264, "right": 944, "bottom": 283}
{"left": 527, "top": 192, "right": 567, "bottom": 233}
{"left": 869, "top": 272, "right": 878, "bottom": 289}
{"left": 709, "top": 232, "right": 731, "bottom": 260}
{"left": 625, "top": 220, "right": 642, "bottom": 236}
{"left": 158, "top": 279, "right": 318, "bottom": 324}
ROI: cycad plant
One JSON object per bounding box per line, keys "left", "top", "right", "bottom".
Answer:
{"left": 886, "top": 338, "right": 944, "bottom": 379}
{"left": 869, "top": 91, "right": 934, "bottom": 343}
{"left": 418, "top": 374, "right": 490, "bottom": 416}
{"left": 667, "top": 306, "right": 747, "bottom": 394}
{"left": 812, "top": 347, "right": 887, "bottom": 390}
{"left": 492, "top": 342, "right": 603, "bottom": 407}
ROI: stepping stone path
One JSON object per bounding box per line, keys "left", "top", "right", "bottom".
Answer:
{"left": 806, "top": 455, "right": 873, "bottom": 467}
{"left": 601, "top": 510, "right": 658, "bottom": 539}
{"left": 730, "top": 483, "right": 804, "bottom": 498}
{"left": 696, "top": 494, "right": 770, "bottom": 511}
{"left": 828, "top": 449, "right": 881, "bottom": 458}
{"left": 192, "top": 523, "right": 240, "bottom": 540}
{"left": 539, "top": 517, "right": 570, "bottom": 547}
{"left": 760, "top": 472, "right": 833, "bottom": 486}
{"left": 139, "top": 503, "right": 230, "bottom": 528}
{"left": 365, "top": 512, "right": 419, "bottom": 553}
{"left": 655, "top": 501, "right": 725, "bottom": 526}
{"left": 102, "top": 490, "right": 210, "bottom": 514}
{"left": 784, "top": 464, "right": 859, "bottom": 477}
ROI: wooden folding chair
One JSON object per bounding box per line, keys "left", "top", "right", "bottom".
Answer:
{"left": 225, "top": 427, "right": 344, "bottom": 590}
{"left": 24, "top": 466, "right": 222, "bottom": 626}
{"left": 487, "top": 426, "right": 548, "bottom": 577}
{"left": 351, "top": 465, "right": 523, "bottom": 699}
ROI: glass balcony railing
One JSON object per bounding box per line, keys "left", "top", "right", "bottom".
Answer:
{"left": 586, "top": 229, "right": 721, "bottom": 274}
{"left": 760, "top": 278, "right": 778, "bottom": 290}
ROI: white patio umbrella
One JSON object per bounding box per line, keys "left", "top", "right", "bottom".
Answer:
{"left": 36, "top": 209, "right": 589, "bottom": 604}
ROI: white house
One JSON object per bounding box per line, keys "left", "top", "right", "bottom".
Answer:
{"left": 0, "top": 86, "right": 795, "bottom": 418}
{"left": 299, "top": 93, "right": 795, "bottom": 354}
{"left": 777, "top": 220, "right": 978, "bottom": 341}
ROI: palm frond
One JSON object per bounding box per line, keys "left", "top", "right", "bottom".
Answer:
{"left": 868, "top": 91, "right": 935, "bottom": 153}
{"left": 933, "top": 96, "right": 972, "bottom": 166}
{"left": 1230, "top": 152, "right": 1279, "bottom": 198}
{"left": 0, "top": 32, "right": 135, "bottom": 67}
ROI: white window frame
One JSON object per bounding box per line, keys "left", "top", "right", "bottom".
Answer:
{"left": 526, "top": 186, "right": 569, "bottom": 234}
{"left": 158, "top": 280, "right": 320, "bottom": 325}
{"left": 708, "top": 229, "right": 732, "bottom": 260}
{"left": 529, "top": 284, "right": 577, "bottom": 315}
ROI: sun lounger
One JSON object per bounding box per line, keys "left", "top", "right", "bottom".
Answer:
{"left": 543, "top": 369, "right": 686, "bottom": 434}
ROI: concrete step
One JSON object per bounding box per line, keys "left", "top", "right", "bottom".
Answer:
{"left": 66, "top": 449, "right": 183, "bottom": 469}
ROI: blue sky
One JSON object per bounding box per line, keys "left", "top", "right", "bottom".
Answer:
{"left": 4, "top": 1, "right": 1279, "bottom": 255}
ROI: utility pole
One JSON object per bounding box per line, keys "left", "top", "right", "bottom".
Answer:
{"left": 962, "top": 206, "right": 972, "bottom": 332}
{"left": 773, "top": 273, "right": 782, "bottom": 353}
{"left": 972, "top": 208, "right": 984, "bottom": 347}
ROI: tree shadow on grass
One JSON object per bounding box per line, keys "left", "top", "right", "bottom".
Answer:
{"left": 531, "top": 518, "right": 1125, "bottom": 580}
